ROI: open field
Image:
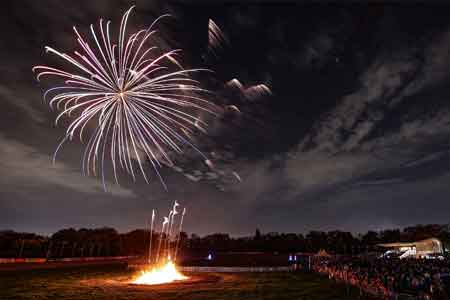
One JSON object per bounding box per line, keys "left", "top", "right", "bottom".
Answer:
{"left": 0, "top": 263, "right": 375, "bottom": 300}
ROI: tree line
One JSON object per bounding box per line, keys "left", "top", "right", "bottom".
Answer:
{"left": 1, "top": 223, "right": 450, "bottom": 258}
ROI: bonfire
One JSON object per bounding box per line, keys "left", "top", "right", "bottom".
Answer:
{"left": 133, "top": 260, "right": 187, "bottom": 285}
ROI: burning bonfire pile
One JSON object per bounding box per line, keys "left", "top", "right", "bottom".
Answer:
{"left": 132, "top": 201, "right": 188, "bottom": 285}
{"left": 133, "top": 261, "right": 187, "bottom": 285}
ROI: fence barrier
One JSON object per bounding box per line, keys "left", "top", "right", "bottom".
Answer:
{"left": 314, "top": 269, "right": 426, "bottom": 300}
{"left": 180, "top": 266, "right": 294, "bottom": 273}
{"left": 0, "top": 256, "right": 137, "bottom": 264}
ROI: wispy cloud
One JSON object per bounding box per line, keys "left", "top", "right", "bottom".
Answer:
{"left": 300, "top": 28, "right": 450, "bottom": 153}
{"left": 0, "top": 134, "right": 135, "bottom": 197}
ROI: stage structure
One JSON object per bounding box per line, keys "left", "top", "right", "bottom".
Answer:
{"left": 378, "top": 238, "right": 443, "bottom": 259}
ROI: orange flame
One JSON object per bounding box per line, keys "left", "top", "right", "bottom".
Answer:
{"left": 132, "top": 261, "right": 187, "bottom": 285}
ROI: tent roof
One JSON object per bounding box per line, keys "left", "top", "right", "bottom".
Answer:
{"left": 377, "top": 238, "right": 441, "bottom": 248}
{"left": 315, "top": 249, "right": 332, "bottom": 257}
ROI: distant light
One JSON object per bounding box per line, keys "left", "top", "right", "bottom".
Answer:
{"left": 207, "top": 253, "right": 213, "bottom": 261}
{"left": 288, "top": 255, "right": 293, "bottom": 262}
{"left": 294, "top": 255, "right": 297, "bottom": 261}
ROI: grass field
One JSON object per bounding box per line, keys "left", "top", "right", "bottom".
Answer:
{"left": 0, "top": 264, "right": 375, "bottom": 300}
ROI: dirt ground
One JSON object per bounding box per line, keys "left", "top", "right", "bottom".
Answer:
{"left": 0, "top": 263, "right": 376, "bottom": 300}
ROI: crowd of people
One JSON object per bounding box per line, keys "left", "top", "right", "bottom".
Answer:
{"left": 312, "top": 257, "right": 450, "bottom": 299}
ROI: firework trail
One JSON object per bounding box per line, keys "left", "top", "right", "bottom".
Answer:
{"left": 33, "top": 6, "right": 219, "bottom": 190}
{"left": 163, "top": 210, "right": 173, "bottom": 260}
{"left": 166, "top": 200, "right": 179, "bottom": 259}
{"left": 148, "top": 209, "right": 155, "bottom": 263}
{"left": 174, "top": 207, "right": 186, "bottom": 262}
{"left": 156, "top": 216, "right": 169, "bottom": 263}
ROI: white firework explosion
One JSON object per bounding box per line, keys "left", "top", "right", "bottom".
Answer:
{"left": 33, "top": 6, "right": 219, "bottom": 190}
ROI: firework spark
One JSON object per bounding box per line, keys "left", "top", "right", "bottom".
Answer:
{"left": 244, "top": 84, "right": 272, "bottom": 100}
{"left": 208, "top": 19, "right": 228, "bottom": 56}
{"left": 33, "top": 6, "right": 219, "bottom": 190}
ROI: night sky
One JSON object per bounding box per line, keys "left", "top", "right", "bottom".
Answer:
{"left": 2, "top": 1, "right": 450, "bottom": 236}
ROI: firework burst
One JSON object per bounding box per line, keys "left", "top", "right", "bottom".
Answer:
{"left": 33, "top": 6, "right": 219, "bottom": 190}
